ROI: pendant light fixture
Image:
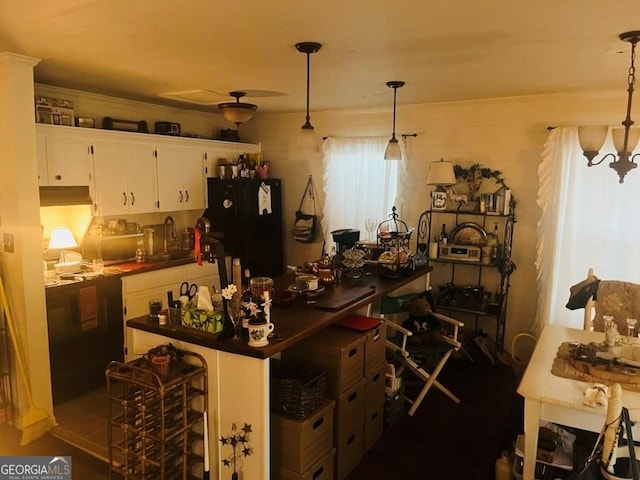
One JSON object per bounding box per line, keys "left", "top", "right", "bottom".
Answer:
{"left": 578, "top": 31, "right": 640, "bottom": 183}
{"left": 218, "top": 91, "right": 257, "bottom": 127}
{"left": 295, "top": 42, "right": 322, "bottom": 152}
{"left": 384, "top": 81, "right": 405, "bottom": 161}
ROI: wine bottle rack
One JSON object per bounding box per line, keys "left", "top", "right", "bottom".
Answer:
{"left": 106, "top": 349, "right": 208, "bottom": 480}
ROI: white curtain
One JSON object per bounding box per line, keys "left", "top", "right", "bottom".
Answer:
{"left": 321, "top": 137, "right": 405, "bottom": 250}
{"left": 535, "top": 126, "right": 640, "bottom": 334}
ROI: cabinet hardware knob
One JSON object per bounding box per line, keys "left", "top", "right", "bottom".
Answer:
{"left": 55, "top": 175, "right": 62, "bottom": 180}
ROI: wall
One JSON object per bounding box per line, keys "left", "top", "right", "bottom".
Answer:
{"left": 35, "top": 84, "right": 631, "bottom": 350}
{"left": 242, "top": 89, "right": 630, "bottom": 346}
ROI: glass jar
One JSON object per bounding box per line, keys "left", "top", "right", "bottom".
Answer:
{"left": 250, "top": 277, "right": 274, "bottom": 299}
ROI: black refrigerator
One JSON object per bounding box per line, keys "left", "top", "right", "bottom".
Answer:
{"left": 203, "top": 178, "right": 284, "bottom": 278}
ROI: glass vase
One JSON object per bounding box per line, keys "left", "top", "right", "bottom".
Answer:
{"left": 223, "top": 300, "right": 242, "bottom": 341}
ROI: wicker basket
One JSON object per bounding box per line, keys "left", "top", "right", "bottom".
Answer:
{"left": 270, "top": 358, "right": 326, "bottom": 419}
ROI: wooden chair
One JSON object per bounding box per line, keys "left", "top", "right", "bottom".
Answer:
{"left": 581, "top": 268, "right": 640, "bottom": 335}
{"left": 380, "top": 292, "right": 464, "bottom": 416}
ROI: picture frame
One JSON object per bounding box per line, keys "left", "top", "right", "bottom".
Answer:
{"left": 431, "top": 191, "right": 447, "bottom": 211}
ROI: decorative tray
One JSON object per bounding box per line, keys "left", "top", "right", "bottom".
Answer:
{"left": 449, "top": 222, "right": 487, "bottom": 246}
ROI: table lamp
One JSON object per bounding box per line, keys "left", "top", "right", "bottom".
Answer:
{"left": 427, "top": 159, "right": 457, "bottom": 210}
{"left": 49, "top": 227, "right": 81, "bottom": 274}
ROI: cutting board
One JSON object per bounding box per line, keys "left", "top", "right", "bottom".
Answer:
{"left": 313, "top": 284, "right": 375, "bottom": 311}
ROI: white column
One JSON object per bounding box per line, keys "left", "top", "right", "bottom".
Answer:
{"left": 0, "top": 53, "right": 53, "bottom": 425}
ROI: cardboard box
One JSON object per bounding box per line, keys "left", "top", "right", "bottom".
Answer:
{"left": 334, "top": 377, "right": 365, "bottom": 442}
{"left": 365, "top": 361, "right": 387, "bottom": 415}
{"left": 333, "top": 315, "right": 386, "bottom": 376}
{"left": 283, "top": 327, "right": 365, "bottom": 397}
{"left": 271, "top": 399, "right": 334, "bottom": 474}
{"left": 35, "top": 96, "right": 75, "bottom": 126}
{"left": 334, "top": 424, "right": 364, "bottom": 480}
{"left": 278, "top": 449, "right": 335, "bottom": 480}
{"left": 364, "top": 405, "right": 384, "bottom": 453}
{"left": 363, "top": 323, "right": 386, "bottom": 376}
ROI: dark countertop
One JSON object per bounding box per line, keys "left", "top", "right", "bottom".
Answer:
{"left": 126, "top": 267, "right": 432, "bottom": 360}
{"left": 44, "top": 255, "right": 206, "bottom": 291}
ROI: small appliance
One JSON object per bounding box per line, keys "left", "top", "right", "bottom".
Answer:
{"left": 331, "top": 229, "right": 360, "bottom": 252}
{"left": 438, "top": 244, "right": 481, "bottom": 262}
{"left": 155, "top": 121, "right": 181, "bottom": 136}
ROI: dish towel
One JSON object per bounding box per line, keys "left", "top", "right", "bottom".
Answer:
{"left": 78, "top": 286, "right": 98, "bottom": 331}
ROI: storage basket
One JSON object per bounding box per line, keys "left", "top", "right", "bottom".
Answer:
{"left": 270, "top": 358, "right": 326, "bottom": 419}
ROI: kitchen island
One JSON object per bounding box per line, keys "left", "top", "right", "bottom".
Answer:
{"left": 126, "top": 267, "right": 431, "bottom": 480}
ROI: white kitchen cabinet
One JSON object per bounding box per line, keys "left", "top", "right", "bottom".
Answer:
{"left": 35, "top": 124, "right": 259, "bottom": 210}
{"left": 155, "top": 143, "right": 206, "bottom": 212}
{"left": 36, "top": 124, "right": 92, "bottom": 186}
{"left": 121, "top": 262, "right": 220, "bottom": 361}
{"left": 92, "top": 138, "right": 157, "bottom": 216}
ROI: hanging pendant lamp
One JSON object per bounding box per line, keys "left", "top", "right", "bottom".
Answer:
{"left": 218, "top": 91, "right": 257, "bottom": 127}
{"left": 384, "top": 81, "right": 405, "bottom": 161}
{"left": 295, "top": 42, "right": 322, "bottom": 152}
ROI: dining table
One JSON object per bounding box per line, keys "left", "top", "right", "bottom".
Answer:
{"left": 517, "top": 324, "right": 640, "bottom": 479}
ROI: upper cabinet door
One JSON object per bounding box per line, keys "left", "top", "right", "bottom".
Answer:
{"left": 92, "top": 139, "right": 157, "bottom": 216}
{"left": 181, "top": 146, "right": 206, "bottom": 211}
{"left": 156, "top": 143, "right": 206, "bottom": 212}
{"left": 155, "top": 144, "right": 184, "bottom": 212}
{"left": 36, "top": 125, "right": 92, "bottom": 186}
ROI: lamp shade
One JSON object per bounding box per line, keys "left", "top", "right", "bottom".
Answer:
{"left": 218, "top": 91, "right": 257, "bottom": 126}
{"left": 612, "top": 126, "right": 640, "bottom": 154}
{"left": 48, "top": 227, "right": 78, "bottom": 250}
{"left": 427, "top": 159, "right": 457, "bottom": 186}
{"left": 384, "top": 137, "right": 402, "bottom": 161}
{"left": 218, "top": 102, "right": 257, "bottom": 126}
{"left": 578, "top": 125, "right": 608, "bottom": 153}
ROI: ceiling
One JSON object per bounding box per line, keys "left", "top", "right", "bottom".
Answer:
{"left": 2, "top": 0, "right": 639, "bottom": 116}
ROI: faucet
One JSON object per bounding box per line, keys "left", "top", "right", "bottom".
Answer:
{"left": 163, "top": 215, "right": 180, "bottom": 252}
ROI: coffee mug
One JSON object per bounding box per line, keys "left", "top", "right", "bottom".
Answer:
{"left": 295, "top": 275, "right": 318, "bottom": 292}
{"left": 247, "top": 322, "right": 274, "bottom": 347}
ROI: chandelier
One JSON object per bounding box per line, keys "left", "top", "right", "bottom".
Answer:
{"left": 578, "top": 31, "right": 640, "bottom": 183}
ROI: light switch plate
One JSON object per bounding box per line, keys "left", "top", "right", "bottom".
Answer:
{"left": 3, "top": 232, "right": 14, "bottom": 253}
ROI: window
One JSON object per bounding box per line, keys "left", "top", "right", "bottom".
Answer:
{"left": 535, "top": 127, "right": 640, "bottom": 331}
{"left": 321, "top": 137, "right": 406, "bottom": 250}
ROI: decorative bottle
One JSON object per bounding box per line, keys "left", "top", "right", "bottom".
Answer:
{"left": 491, "top": 222, "right": 500, "bottom": 263}
{"left": 440, "top": 224, "right": 448, "bottom": 245}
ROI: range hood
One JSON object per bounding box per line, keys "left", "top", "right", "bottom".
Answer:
{"left": 39, "top": 186, "right": 92, "bottom": 206}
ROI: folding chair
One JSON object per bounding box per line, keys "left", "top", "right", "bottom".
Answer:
{"left": 380, "top": 291, "right": 463, "bottom": 416}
